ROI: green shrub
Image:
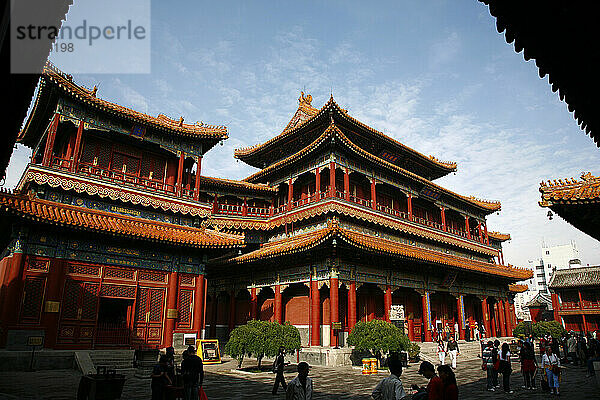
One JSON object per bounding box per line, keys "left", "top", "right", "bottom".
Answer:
{"left": 224, "top": 320, "right": 301, "bottom": 369}
{"left": 513, "top": 320, "right": 565, "bottom": 339}
{"left": 347, "top": 320, "right": 412, "bottom": 361}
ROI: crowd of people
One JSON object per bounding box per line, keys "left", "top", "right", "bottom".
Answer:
{"left": 148, "top": 329, "right": 599, "bottom": 400}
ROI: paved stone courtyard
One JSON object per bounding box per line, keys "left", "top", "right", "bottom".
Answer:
{"left": 1, "top": 354, "right": 598, "bottom": 400}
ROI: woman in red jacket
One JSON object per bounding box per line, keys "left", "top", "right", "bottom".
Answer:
{"left": 437, "top": 365, "right": 458, "bottom": 400}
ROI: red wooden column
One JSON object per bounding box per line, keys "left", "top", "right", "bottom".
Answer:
{"left": 242, "top": 198, "right": 248, "bottom": 217}
{"left": 440, "top": 207, "right": 447, "bottom": 231}
{"left": 164, "top": 271, "right": 179, "bottom": 347}
{"left": 193, "top": 274, "right": 205, "bottom": 336}
{"left": 422, "top": 291, "right": 432, "bottom": 342}
{"left": 481, "top": 298, "right": 491, "bottom": 338}
{"left": 407, "top": 193, "right": 413, "bottom": 221}
{"left": 577, "top": 291, "right": 588, "bottom": 333}
{"left": 344, "top": 167, "right": 350, "bottom": 201}
{"left": 384, "top": 286, "right": 392, "bottom": 322}
{"left": 483, "top": 222, "right": 489, "bottom": 245}
{"left": 329, "top": 161, "right": 336, "bottom": 197}
{"left": 310, "top": 278, "right": 321, "bottom": 346}
{"left": 456, "top": 295, "right": 466, "bottom": 340}
{"left": 41, "top": 259, "right": 67, "bottom": 348}
{"left": 464, "top": 216, "right": 471, "bottom": 239}
{"left": 287, "top": 179, "right": 294, "bottom": 211}
{"left": 228, "top": 290, "right": 236, "bottom": 332}
{"left": 250, "top": 287, "right": 258, "bottom": 320}
{"left": 42, "top": 113, "right": 60, "bottom": 166}
{"left": 550, "top": 293, "right": 561, "bottom": 324}
{"left": 194, "top": 157, "right": 202, "bottom": 200}
{"left": 0, "top": 249, "right": 26, "bottom": 343}
{"left": 329, "top": 275, "right": 339, "bottom": 347}
{"left": 491, "top": 303, "right": 498, "bottom": 337}
{"left": 347, "top": 281, "right": 357, "bottom": 331}
{"left": 274, "top": 284, "right": 282, "bottom": 324}
{"left": 407, "top": 317, "right": 415, "bottom": 341}
{"left": 315, "top": 167, "right": 321, "bottom": 198}
{"left": 497, "top": 299, "right": 507, "bottom": 337}
{"left": 70, "top": 120, "right": 85, "bottom": 172}
{"left": 176, "top": 152, "right": 185, "bottom": 197}
{"left": 503, "top": 299, "right": 512, "bottom": 336}
{"left": 212, "top": 195, "right": 219, "bottom": 214}
{"left": 370, "top": 179, "right": 377, "bottom": 210}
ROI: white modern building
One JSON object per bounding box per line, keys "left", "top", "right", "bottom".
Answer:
{"left": 514, "top": 241, "right": 582, "bottom": 321}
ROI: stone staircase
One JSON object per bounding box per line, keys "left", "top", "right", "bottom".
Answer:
{"left": 418, "top": 340, "right": 485, "bottom": 364}
{"left": 88, "top": 350, "right": 136, "bottom": 375}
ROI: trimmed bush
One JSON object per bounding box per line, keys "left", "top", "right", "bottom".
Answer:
{"left": 347, "top": 320, "right": 415, "bottom": 361}
{"left": 224, "top": 320, "right": 301, "bottom": 369}
{"left": 512, "top": 320, "right": 565, "bottom": 339}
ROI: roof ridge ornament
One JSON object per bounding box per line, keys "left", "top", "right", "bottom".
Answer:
{"left": 299, "top": 91, "right": 313, "bottom": 107}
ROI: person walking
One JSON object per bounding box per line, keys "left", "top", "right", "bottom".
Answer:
{"left": 436, "top": 339, "right": 446, "bottom": 365}
{"left": 411, "top": 361, "right": 444, "bottom": 400}
{"left": 446, "top": 336, "right": 459, "bottom": 369}
{"left": 541, "top": 346, "right": 561, "bottom": 395}
{"left": 272, "top": 346, "right": 289, "bottom": 395}
{"left": 286, "top": 362, "right": 312, "bottom": 400}
{"left": 474, "top": 325, "right": 480, "bottom": 341}
{"left": 181, "top": 345, "right": 204, "bottom": 400}
{"left": 437, "top": 365, "right": 458, "bottom": 400}
{"left": 151, "top": 355, "right": 172, "bottom": 400}
{"left": 567, "top": 332, "right": 578, "bottom": 365}
{"left": 499, "top": 342, "right": 513, "bottom": 393}
{"left": 482, "top": 341, "right": 496, "bottom": 391}
{"left": 372, "top": 357, "right": 407, "bottom": 400}
{"left": 520, "top": 341, "right": 537, "bottom": 390}
{"left": 492, "top": 339, "right": 500, "bottom": 388}
{"left": 453, "top": 322, "right": 459, "bottom": 341}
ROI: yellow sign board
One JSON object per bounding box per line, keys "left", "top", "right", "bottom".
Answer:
{"left": 27, "top": 336, "right": 43, "bottom": 346}
{"left": 197, "top": 339, "right": 221, "bottom": 364}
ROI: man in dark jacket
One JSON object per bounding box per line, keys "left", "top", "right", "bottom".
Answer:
{"left": 181, "top": 345, "right": 204, "bottom": 400}
{"left": 272, "top": 346, "right": 289, "bottom": 395}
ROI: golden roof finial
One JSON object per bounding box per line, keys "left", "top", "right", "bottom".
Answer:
{"left": 179, "top": 116, "right": 184, "bottom": 126}
{"left": 299, "top": 91, "right": 312, "bottom": 106}
{"left": 91, "top": 85, "right": 98, "bottom": 97}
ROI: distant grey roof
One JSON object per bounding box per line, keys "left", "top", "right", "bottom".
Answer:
{"left": 549, "top": 265, "right": 600, "bottom": 289}
{"left": 526, "top": 292, "right": 553, "bottom": 310}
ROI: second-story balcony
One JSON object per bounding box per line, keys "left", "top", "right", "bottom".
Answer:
{"left": 558, "top": 300, "right": 600, "bottom": 313}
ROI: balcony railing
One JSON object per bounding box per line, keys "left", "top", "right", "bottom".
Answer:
{"left": 47, "top": 158, "right": 481, "bottom": 245}
{"left": 560, "top": 301, "right": 600, "bottom": 311}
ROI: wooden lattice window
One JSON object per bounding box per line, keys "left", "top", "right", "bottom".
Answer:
{"left": 141, "top": 154, "right": 165, "bottom": 181}
{"left": 20, "top": 277, "right": 46, "bottom": 323}
{"left": 149, "top": 289, "right": 164, "bottom": 322}
{"left": 111, "top": 152, "right": 140, "bottom": 176}
{"left": 60, "top": 280, "right": 99, "bottom": 321}
{"left": 179, "top": 274, "right": 195, "bottom": 287}
{"left": 100, "top": 284, "right": 136, "bottom": 298}
{"left": 104, "top": 267, "right": 135, "bottom": 280}
{"left": 26, "top": 257, "right": 49, "bottom": 272}
{"left": 138, "top": 270, "right": 167, "bottom": 283}
{"left": 80, "top": 137, "right": 110, "bottom": 168}
{"left": 68, "top": 263, "right": 100, "bottom": 276}
{"left": 177, "top": 289, "right": 194, "bottom": 329}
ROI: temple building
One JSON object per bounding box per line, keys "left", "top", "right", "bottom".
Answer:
{"left": 549, "top": 265, "right": 600, "bottom": 333}
{"left": 0, "top": 63, "right": 531, "bottom": 351}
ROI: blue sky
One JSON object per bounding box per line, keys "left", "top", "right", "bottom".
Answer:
{"left": 6, "top": 0, "right": 600, "bottom": 268}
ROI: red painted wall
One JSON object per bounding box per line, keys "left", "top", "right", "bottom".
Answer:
{"left": 283, "top": 295, "right": 309, "bottom": 325}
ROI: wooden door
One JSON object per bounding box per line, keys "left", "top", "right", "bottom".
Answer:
{"left": 58, "top": 279, "right": 99, "bottom": 346}
{"left": 133, "top": 287, "right": 165, "bottom": 347}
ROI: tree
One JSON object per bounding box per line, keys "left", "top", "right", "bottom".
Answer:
{"left": 224, "top": 323, "right": 252, "bottom": 368}
{"left": 513, "top": 320, "right": 565, "bottom": 339}
{"left": 224, "top": 320, "right": 302, "bottom": 369}
{"left": 347, "top": 320, "right": 413, "bottom": 362}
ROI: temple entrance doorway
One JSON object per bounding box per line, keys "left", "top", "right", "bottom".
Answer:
{"left": 96, "top": 297, "right": 133, "bottom": 347}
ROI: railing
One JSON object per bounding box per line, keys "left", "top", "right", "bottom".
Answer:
{"left": 218, "top": 203, "right": 243, "bottom": 215}
{"left": 247, "top": 206, "right": 270, "bottom": 217}
{"left": 95, "top": 322, "right": 131, "bottom": 346}
{"left": 47, "top": 157, "right": 481, "bottom": 245}
{"left": 560, "top": 301, "right": 600, "bottom": 311}
{"left": 74, "top": 160, "right": 179, "bottom": 196}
